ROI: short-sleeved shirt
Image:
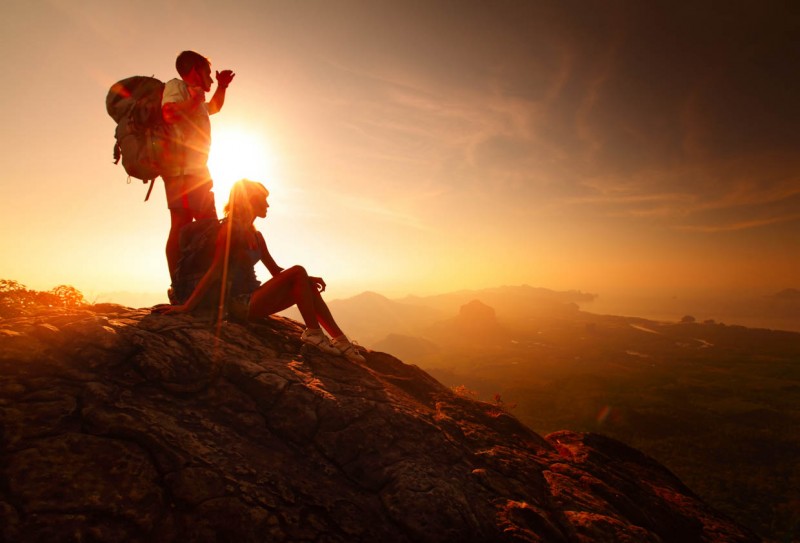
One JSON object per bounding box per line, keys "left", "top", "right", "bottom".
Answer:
{"left": 162, "top": 78, "right": 211, "bottom": 176}
{"left": 191, "top": 221, "right": 261, "bottom": 312}
{"left": 226, "top": 223, "right": 263, "bottom": 297}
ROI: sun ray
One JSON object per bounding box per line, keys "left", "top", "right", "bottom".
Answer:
{"left": 208, "top": 126, "right": 278, "bottom": 209}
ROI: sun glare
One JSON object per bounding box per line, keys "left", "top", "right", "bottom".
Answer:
{"left": 208, "top": 126, "right": 278, "bottom": 206}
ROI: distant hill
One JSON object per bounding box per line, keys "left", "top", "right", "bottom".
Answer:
{"left": 371, "top": 333, "right": 441, "bottom": 361}
{"left": 770, "top": 287, "right": 800, "bottom": 300}
{"left": 306, "top": 285, "right": 595, "bottom": 349}
{"left": 398, "top": 284, "right": 595, "bottom": 322}
{"left": 581, "top": 287, "right": 800, "bottom": 333}
{"left": 370, "top": 299, "right": 517, "bottom": 362}
{"left": 283, "top": 290, "right": 445, "bottom": 345}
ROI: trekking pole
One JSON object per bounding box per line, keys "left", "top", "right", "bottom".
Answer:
{"left": 215, "top": 214, "right": 234, "bottom": 338}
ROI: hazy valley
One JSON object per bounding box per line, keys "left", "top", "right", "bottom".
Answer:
{"left": 291, "top": 285, "right": 800, "bottom": 541}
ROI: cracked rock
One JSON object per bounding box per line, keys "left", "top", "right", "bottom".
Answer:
{"left": 0, "top": 306, "right": 759, "bottom": 542}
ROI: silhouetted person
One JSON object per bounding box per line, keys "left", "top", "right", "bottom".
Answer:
{"left": 162, "top": 50, "right": 235, "bottom": 301}
{"left": 160, "top": 179, "right": 365, "bottom": 363}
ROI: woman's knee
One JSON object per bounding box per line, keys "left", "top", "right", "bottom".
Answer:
{"left": 284, "top": 265, "right": 308, "bottom": 279}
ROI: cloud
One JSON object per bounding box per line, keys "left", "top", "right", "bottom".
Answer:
{"left": 272, "top": 1, "right": 800, "bottom": 239}
{"left": 563, "top": 148, "right": 800, "bottom": 233}
{"left": 674, "top": 212, "right": 800, "bottom": 234}
{"left": 335, "top": 193, "right": 431, "bottom": 232}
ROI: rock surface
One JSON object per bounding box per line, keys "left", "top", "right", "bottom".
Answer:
{"left": 0, "top": 305, "right": 759, "bottom": 542}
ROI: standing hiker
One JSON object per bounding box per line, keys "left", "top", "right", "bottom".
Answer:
{"left": 162, "top": 50, "right": 235, "bottom": 301}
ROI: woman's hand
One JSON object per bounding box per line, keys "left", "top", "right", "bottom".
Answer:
{"left": 309, "top": 276, "right": 326, "bottom": 292}
{"left": 153, "top": 304, "right": 190, "bottom": 315}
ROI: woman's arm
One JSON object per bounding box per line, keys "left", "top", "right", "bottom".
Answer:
{"left": 257, "top": 231, "right": 284, "bottom": 277}
{"left": 256, "top": 231, "right": 326, "bottom": 291}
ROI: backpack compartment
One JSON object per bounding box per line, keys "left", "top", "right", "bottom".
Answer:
{"left": 107, "top": 76, "right": 174, "bottom": 183}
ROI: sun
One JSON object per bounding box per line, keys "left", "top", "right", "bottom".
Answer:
{"left": 207, "top": 126, "right": 278, "bottom": 206}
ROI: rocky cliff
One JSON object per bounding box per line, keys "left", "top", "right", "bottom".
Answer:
{"left": 0, "top": 305, "right": 759, "bottom": 542}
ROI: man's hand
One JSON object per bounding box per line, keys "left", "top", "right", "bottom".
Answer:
{"left": 216, "top": 70, "right": 235, "bottom": 89}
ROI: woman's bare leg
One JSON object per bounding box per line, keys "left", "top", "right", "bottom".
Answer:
{"left": 310, "top": 290, "right": 344, "bottom": 338}
{"left": 248, "top": 266, "right": 319, "bottom": 327}
{"left": 248, "top": 265, "right": 350, "bottom": 341}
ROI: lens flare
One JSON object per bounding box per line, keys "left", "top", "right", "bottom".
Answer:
{"left": 208, "top": 126, "right": 278, "bottom": 208}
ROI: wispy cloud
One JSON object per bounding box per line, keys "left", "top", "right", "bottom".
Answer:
{"left": 564, "top": 153, "right": 800, "bottom": 233}
{"left": 335, "top": 193, "right": 431, "bottom": 232}
{"left": 295, "top": 5, "right": 800, "bottom": 241}
{"left": 675, "top": 212, "right": 800, "bottom": 233}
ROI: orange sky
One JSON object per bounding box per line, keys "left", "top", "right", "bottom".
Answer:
{"left": 1, "top": 0, "right": 798, "bottom": 309}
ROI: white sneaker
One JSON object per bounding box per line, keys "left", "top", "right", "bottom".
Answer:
{"left": 300, "top": 329, "right": 341, "bottom": 355}
{"left": 333, "top": 337, "right": 366, "bottom": 363}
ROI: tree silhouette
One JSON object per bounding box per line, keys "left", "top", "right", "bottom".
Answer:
{"left": 50, "top": 285, "right": 86, "bottom": 308}
{"left": 0, "top": 279, "right": 86, "bottom": 316}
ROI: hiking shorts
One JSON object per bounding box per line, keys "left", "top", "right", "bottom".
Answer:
{"left": 228, "top": 293, "right": 253, "bottom": 322}
{"left": 163, "top": 170, "right": 216, "bottom": 217}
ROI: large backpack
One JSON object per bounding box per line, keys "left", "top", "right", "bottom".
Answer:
{"left": 106, "top": 76, "right": 174, "bottom": 200}
{"left": 172, "top": 218, "right": 223, "bottom": 304}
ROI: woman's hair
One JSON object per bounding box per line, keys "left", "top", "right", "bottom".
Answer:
{"left": 224, "top": 179, "right": 269, "bottom": 220}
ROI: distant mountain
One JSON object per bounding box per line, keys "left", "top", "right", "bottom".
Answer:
{"left": 285, "top": 290, "right": 446, "bottom": 345}
{"left": 582, "top": 288, "right": 800, "bottom": 333}
{"left": 770, "top": 288, "right": 800, "bottom": 300}
{"left": 371, "top": 333, "right": 441, "bottom": 362}
{"left": 398, "top": 285, "right": 595, "bottom": 321}
{"left": 425, "top": 299, "right": 514, "bottom": 352}
{"left": 458, "top": 299, "right": 497, "bottom": 322}
{"left": 320, "top": 285, "right": 594, "bottom": 348}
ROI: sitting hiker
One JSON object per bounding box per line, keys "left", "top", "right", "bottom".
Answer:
{"left": 161, "top": 179, "right": 365, "bottom": 363}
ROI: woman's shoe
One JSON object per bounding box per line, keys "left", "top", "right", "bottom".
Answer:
{"left": 301, "top": 329, "right": 341, "bottom": 355}
{"left": 333, "top": 337, "right": 366, "bottom": 363}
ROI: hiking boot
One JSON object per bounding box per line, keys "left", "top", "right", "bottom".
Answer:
{"left": 301, "top": 329, "right": 341, "bottom": 355}
{"left": 333, "top": 337, "right": 366, "bottom": 363}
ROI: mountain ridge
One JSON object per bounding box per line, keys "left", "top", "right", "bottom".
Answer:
{"left": 0, "top": 304, "right": 759, "bottom": 542}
